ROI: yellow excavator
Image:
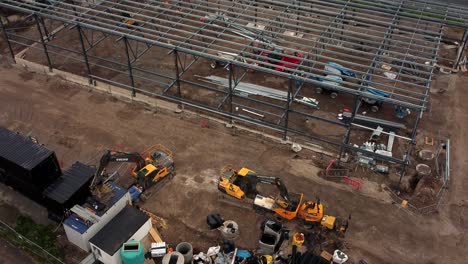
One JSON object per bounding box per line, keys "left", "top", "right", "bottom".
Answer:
{"left": 90, "top": 144, "right": 174, "bottom": 192}
{"left": 218, "top": 165, "right": 348, "bottom": 233}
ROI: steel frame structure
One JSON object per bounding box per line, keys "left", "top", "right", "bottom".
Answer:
{"left": 1, "top": 0, "right": 467, "bottom": 176}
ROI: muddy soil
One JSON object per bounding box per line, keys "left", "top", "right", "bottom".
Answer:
{"left": 0, "top": 65, "right": 467, "bottom": 263}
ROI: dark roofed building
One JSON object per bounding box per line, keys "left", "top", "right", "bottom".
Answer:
{"left": 89, "top": 205, "right": 151, "bottom": 264}
{"left": 0, "top": 128, "right": 54, "bottom": 170}
{"left": 0, "top": 128, "right": 62, "bottom": 202}
{"left": 43, "top": 162, "right": 95, "bottom": 220}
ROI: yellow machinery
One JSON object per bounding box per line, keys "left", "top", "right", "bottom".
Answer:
{"left": 90, "top": 144, "right": 174, "bottom": 191}
{"left": 258, "top": 255, "right": 273, "bottom": 264}
{"left": 218, "top": 165, "right": 255, "bottom": 199}
{"left": 218, "top": 166, "right": 328, "bottom": 227}
{"left": 132, "top": 144, "right": 174, "bottom": 189}
{"left": 291, "top": 233, "right": 305, "bottom": 247}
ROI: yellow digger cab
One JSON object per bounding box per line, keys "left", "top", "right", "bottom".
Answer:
{"left": 237, "top": 167, "right": 255, "bottom": 177}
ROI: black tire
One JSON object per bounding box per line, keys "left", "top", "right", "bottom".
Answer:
{"left": 255, "top": 206, "right": 267, "bottom": 215}
{"left": 274, "top": 215, "right": 284, "bottom": 223}
{"left": 330, "top": 92, "right": 338, "bottom": 99}
{"left": 371, "top": 105, "right": 379, "bottom": 112}
{"left": 260, "top": 220, "right": 266, "bottom": 232}
{"left": 303, "top": 220, "right": 317, "bottom": 230}
{"left": 315, "top": 87, "right": 323, "bottom": 94}
{"left": 210, "top": 61, "right": 217, "bottom": 69}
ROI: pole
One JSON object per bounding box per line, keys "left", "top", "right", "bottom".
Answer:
{"left": 228, "top": 63, "right": 234, "bottom": 122}
{"left": 338, "top": 95, "right": 361, "bottom": 164}
{"left": 123, "top": 37, "right": 136, "bottom": 97}
{"left": 174, "top": 49, "right": 182, "bottom": 99}
{"left": 283, "top": 78, "right": 293, "bottom": 141}
{"left": 35, "top": 15, "right": 52, "bottom": 71}
{"left": 77, "top": 25, "right": 93, "bottom": 84}
{"left": 39, "top": 17, "right": 50, "bottom": 41}
{"left": 454, "top": 29, "right": 468, "bottom": 70}
{"left": 296, "top": 1, "right": 300, "bottom": 34}
{"left": 254, "top": 0, "right": 257, "bottom": 26}
{"left": 0, "top": 18, "right": 15, "bottom": 63}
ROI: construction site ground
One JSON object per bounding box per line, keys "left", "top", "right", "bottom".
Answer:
{"left": 0, "top": 55, "right": 467, "bottom": 263}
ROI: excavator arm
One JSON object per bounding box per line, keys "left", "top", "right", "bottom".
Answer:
{"left": 256, "top": 175, "right": 290, "bottom": 203}
{"left": 90, "top": 150, "right": 146, "bottom": 189}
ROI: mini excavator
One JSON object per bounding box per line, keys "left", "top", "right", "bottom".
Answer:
{"left": 90, "top": 145, "right": 174, "bottom": 193}
{"left": 218, "top": 165, "right": 349, "bottom": 233}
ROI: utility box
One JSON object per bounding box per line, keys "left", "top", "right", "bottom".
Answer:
{"left": 0, "top": 128, "right": 62, "bottom": 202}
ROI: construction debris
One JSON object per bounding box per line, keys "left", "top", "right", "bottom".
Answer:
{"left": 138, "top": 207, "right": 168, "bottom": 229}
{"left": 149, "top": 228, "right": 163, "bottom": 243}
{"left": 200, "top": 75, "right": 319, "bottom": 109}
{"left": 425, "top": 136, "right": 434, "bottom": 146}
{"left": 341, "top": 112, "right": 406, "bottom": 130}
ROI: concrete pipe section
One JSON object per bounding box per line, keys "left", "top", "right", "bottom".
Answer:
{"left": 162, "top": 251, "right": 185, "bottom": 264}
{"left": 416, "top": 164, "right": 432, "bottom": 177}
{"left": 176, "top": 242, "right": 193, "bottom": 264}
{"left": 219, "top": 220, "right": 239, "bottom": 240}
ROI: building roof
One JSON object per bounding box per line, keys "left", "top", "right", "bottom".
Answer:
{"left": 43, "top": 162, "right": 95, "bottom": 204}
{"left": 0, "top": 128, "right": 54, "bottom": 170}
{"left": 89, "top": 205, "right": 149, "bottom": 255}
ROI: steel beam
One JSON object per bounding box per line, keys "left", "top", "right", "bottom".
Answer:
{"left": 0, "top": 0, "right": 458, "bottom": 168}
{"left": 2, "top": 2, "right": 429, "bottom": 109}
{"left": 0, "top": 18, "right": 15, "bottom": 63}
{"left": 123, "top": 37, "right": 136, "bottom": 96}
{"left": 9, "top": 0, "right": 438, "bottom": 88}
{"left": 77, "top": 25, "right": 93, "bottom": 84}
{"left": 34, "top": 14, "right": 53, "bottom": 71}
{"left": 173, "top": 49, "right": 182, "bottom": 100}
{"left": 283, "top": 78, "right": 293, "bottom": 140}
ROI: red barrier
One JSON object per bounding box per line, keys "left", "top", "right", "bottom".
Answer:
{"left": 325, "top": 159, "right": 336, "bottom": 174}
{"left": 343, "top": 176, "right": 362, "bottom": 190}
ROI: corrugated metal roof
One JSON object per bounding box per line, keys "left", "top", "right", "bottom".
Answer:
{"left": 43, "top": 162, "right": 95, "bottom": 204}
{"left": 89, "top": 205, "right": 149, "bottom": 255}
{"left": 0, "top": 127, "right": 53, "bottom": 170}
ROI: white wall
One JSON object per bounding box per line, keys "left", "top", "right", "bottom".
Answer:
{"left": 130, "top": 218, "right": 152, "bottom": 242}
{"left": 64, "top": 224, "right": 89, "bottom": 251}
{"left": 64, "top": 192, "right": 132, "bottom": 252}
{"left": 90, "top": 242, "right": 118, "bottom": 264}
{"left": 89, "top": 218, "right": 152, "bottom": 264}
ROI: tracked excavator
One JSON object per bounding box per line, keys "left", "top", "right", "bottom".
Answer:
{"left": 90, "top": 145, "right": 174, "bottom": 193}
{"left": 218, "top": 165, "right": 349, "bottom": 233}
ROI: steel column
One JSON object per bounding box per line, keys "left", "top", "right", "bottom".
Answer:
{"left": 39, "top": 17, "right": 50, "bottom": 41}
{"left": 77, "top": 25, "right": 93, "bottom": 84}
{"left": 35, "top": 15, "right": 53, "bottom": 71}
{"left": 283, "top": 78, "right": 293, "bottom": 141}
{"left": 228, "top": 63, "right": 234, "bottom": 121}
{"left": 123, "top": 37, "right": 136, "bottom": 97}
{"left": 0, "top": 18, "right": 15, "bottom": 63}
{"left": 0, "top": 0, "right": 458, "bottom": 171}
{"left": 338, "top": 95, "right": 361, "bottom": 164}
{"left": 173, "top": 49, "right": 182, "bottom": 99}
{"left": 454, "top": 29, "right": 468, "bottom": 69}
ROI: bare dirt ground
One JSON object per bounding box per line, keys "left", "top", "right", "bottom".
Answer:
{"left": 0, "top": 60, "right": 467, "bottom": 264}
{"left": 0, "top": 237, "right": 38, "bottom": 264}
